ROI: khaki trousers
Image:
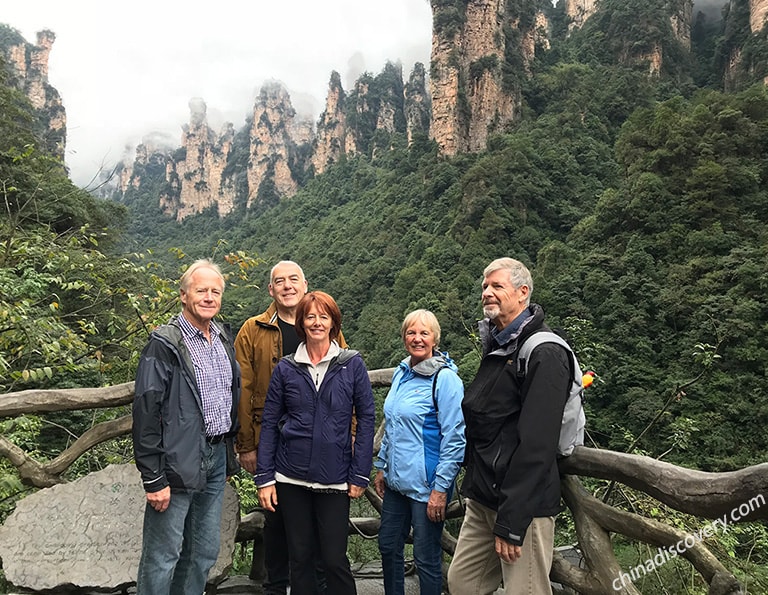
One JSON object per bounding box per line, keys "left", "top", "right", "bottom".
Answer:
{"left": 447, "top": 499, "right": 554, "bottom": 595}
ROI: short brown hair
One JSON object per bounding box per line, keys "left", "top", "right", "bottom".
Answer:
{"left": 295, "top": 291, "right": 342, "bottom": 343}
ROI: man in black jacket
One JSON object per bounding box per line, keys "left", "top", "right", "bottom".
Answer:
{"left": 447, "top": 258, "right": 570, "bottom": 595}
{"left": 132, "top": 259, "right": 240, "bottom": 595}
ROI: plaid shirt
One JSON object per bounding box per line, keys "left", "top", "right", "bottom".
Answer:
{"left": 178, "top": 312, "right": 233, "bottom": 437}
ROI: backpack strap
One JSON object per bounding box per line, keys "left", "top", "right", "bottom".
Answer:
{"left": 516, "top": 330, "right": 586, "bottom": 457}
{"left": 517, "top": 331, "right": 572, "bottom": 376}
{"left": 431, "top": 366, "right": 447, "bottom": 412}
{"left": 517, "top": 331, "right": 584, "bottom": 403}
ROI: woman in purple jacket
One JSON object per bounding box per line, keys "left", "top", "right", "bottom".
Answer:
{"left": 255, "top": 291, "right": 375, "bottom": 595}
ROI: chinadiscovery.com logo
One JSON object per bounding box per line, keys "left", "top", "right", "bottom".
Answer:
{"left": 613, "top": 493, "right": 765, "bottom": 591}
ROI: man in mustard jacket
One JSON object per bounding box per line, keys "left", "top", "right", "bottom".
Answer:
{"left": 236, "top": 260, "right": 344, "bottom": 595}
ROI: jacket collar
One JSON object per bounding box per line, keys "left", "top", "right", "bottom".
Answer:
{"left": 399, "top": 352, "right": 456, "bottom": 377}
{"left": 478, "top": 303, "right": 545, "bottom": 356}
{"left": 294, "top": 340, "right": 341, "bottom": 365}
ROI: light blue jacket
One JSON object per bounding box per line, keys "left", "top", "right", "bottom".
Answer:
{"left": 375, "top": 352, "right": 466, "bottom": 502}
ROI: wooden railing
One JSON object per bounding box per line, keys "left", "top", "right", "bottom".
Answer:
{"left": 2, "top": 371, "right": 766, "bottom": 594}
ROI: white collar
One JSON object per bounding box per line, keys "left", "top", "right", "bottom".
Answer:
{"left": 294, "top": 340, "right": 341, "bottom": 365}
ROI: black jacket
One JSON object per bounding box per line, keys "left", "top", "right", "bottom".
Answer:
{"left": 461, "top": 304, "right": 570, "bottom": 546}
{"left": 132, "top": 315, "right": 240, "bottom": 493}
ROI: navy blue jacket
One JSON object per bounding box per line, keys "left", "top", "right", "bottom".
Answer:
{"left": 255, "top": 348, "right": 375, "bottom": 488}
{"left": 132, "top": 316, "right": 240, "bottom": 493}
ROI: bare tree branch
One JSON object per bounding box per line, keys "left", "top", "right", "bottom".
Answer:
{"left": 569, "top": 475, "right": 743, "bottom": 594}
{"left": 0, "top": 436, "right": 59, "bottom": 488}
{"left": 0, "top": 382, "right": 134, "bottom": 417}
{"left": 561, "top": 447, "right": 768, "bottom": 521}
{"left": 46, "top": 415, "right": 132, "bottom": 475}
{"left": 1, "top": 366, "right": 395, "bottom": 419}
{"left": 561, "top": 475, "right": 642, "bottom": 594}
{"left": 369, "top": 367, "right": 396, "bottom": 387}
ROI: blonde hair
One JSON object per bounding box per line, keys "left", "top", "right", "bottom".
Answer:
{"left": 400, "top": 309, "right": 441, "bottom": 347}
{"left": 179, "top": 259, "right": 225, "bottom": 292}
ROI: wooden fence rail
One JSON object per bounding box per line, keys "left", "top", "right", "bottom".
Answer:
{"left": 2, "top": 370, "right": 764, "bottom": 594}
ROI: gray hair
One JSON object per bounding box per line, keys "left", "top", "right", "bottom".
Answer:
{"left": 180, "top": 259, "right": 225, "bottom": 292}
{"left": 270, "top": 260, "right": 306, "bottom": 284}
{"left": 483, "top": 258, "right": 532, "bottom": 304}
{"left": 401, "top": 309, "right": 441, "bottom": 347}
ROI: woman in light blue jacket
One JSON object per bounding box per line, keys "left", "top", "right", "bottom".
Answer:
{"left": 374, "top": 309, "right": 466, "bottom": 595}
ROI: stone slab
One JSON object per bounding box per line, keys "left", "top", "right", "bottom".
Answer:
{"left": 0, "top": 464, "right": 239, "bottom": 592}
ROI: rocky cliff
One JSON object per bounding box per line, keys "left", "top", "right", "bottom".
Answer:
{"left": 565, "top": 0, "right": 695, "bottom": 75}
{"left": 566, "top": 0, "right": 693, "bottom": 48}
{"left": 118, "top": 62, "right": 429, "bottom": 220}
{"left": 564, "top": 0, "right": 597, "bottom": 31}
{"left": 429, "top": 0, "right": 549, "bottom": 156}
{"left": 159, "top": 99, "right": 236, "bottom": 221}
{"left": 721, "top": 0, "right": 768, "bottom": 89}
{"left": 404, "top": 63, "right": 432, "bottom": 145}
{"left": 110, "top": 0, "right": 767, "bottom": 220}
{"left": 247, "top": 82, "right": 309, "bottom": 209}
{"left": 751, "top": 0, "right": 768, "bottom": 32}
{"left": 671, "top": 0, "right": 693, "bottom": 50}
{"left": 312, "top": 71, "right": 350, "bottom": 175}
{"left": 1, "top": 28, "right": 66, "bottom": 161}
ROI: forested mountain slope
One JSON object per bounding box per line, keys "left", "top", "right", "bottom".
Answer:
{"left": 131, "top": 87, "right": 767, "bottom": 476}
{"left": 3, "top": 0, "right": 768, "bottom": 480}
{"left": 106, "top": 1, "right": 768, "bottom": 474}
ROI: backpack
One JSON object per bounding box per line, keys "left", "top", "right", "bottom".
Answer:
{"left": 516, "top": 331, "right": 586, "bottom": 457}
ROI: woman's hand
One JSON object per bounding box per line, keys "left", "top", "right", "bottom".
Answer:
{"left": 373, "top": 470, "right": 385, "bottom": 499}
{"left": 348, "top": 484, "right": 365, "bottom": 499}
{"left": 258, "top": 484, "right": 278, "bottom": 512}
{"left": 427, "top": 489, "right": 448, "bottom": 523}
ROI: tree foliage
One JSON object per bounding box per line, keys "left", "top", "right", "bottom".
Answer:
{"left": 110, "top": 3, "right": 768, "bottom": 482}
{"left": 4, "top": 1, "right": 768, "bottom": 587}
{"left": 537, "top": 87, "right": 768, "bottom": 470}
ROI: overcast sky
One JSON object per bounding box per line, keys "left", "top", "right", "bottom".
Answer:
{"left": 3, "top": 1, "right": 433, "bottom": 187}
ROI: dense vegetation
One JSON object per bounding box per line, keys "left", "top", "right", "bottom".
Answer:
{"left": 119, "top": 84, "right": 768, "bottom": 472}
{"left": 3, "top": 0, "right": 768, "bottom": 591}
{"left": 116, "top": 70, "right": 768, "bottom": 475}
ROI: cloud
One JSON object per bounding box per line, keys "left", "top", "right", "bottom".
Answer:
{"left": 2, "top": 0, "right": 433, "bottom": 187}
{"left": 692, "top": 0, "right": 728, "bottom": 21}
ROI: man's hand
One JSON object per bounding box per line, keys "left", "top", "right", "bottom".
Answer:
{"left": 239, "top": 449, "right": 258, "bottom": 474}
{"left": 348, "top": 484, "right": 365, "bottom": 499}
{"left": 146, "top": 486, "right": 171, "bottom": 513}
{"left": 427, "top": 489, "right": 448, "bottom": 523}
{"left": 373, "top": 470, "right": 385, "bottom": 499}
{"left": 495, "top": 536, "right": 522, "bottom": 564}
{"left": 258, "top": 484, "right": 278, "bottom": 512}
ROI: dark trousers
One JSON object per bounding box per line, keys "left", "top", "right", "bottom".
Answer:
{"left": 262, "top": 505, "right": 290, "bottom": 594}
{"left": 263, "top": 504, "right": 326, "bottom": 595}
{"left": 277, "top": 482, "right": 356, "bottom": 595}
